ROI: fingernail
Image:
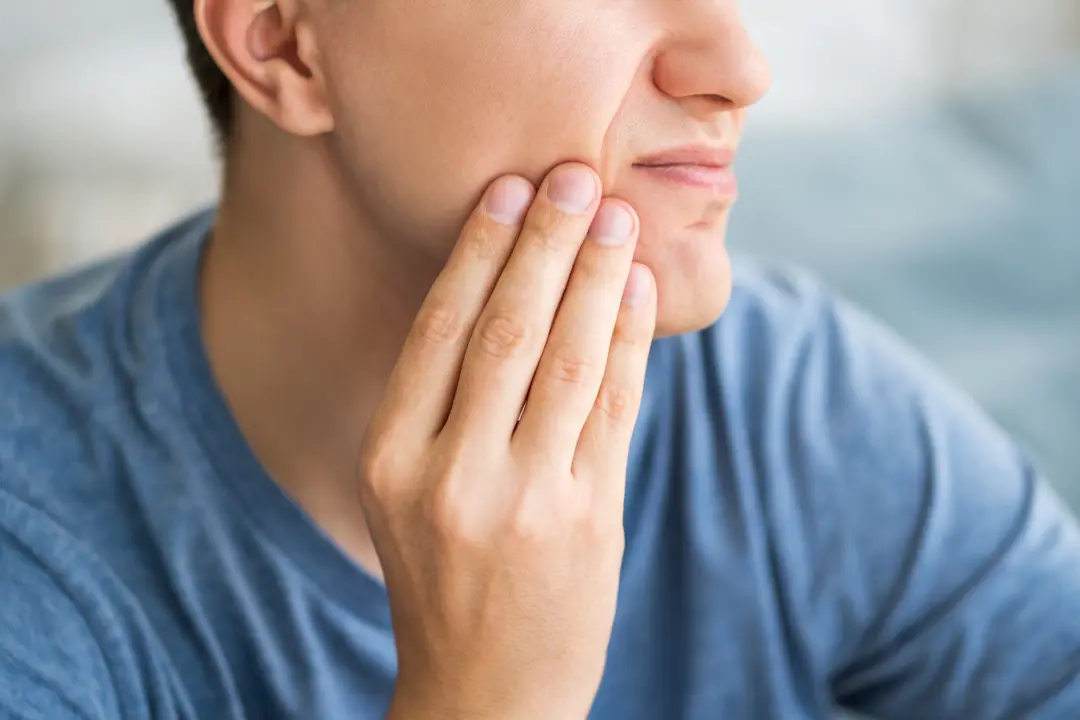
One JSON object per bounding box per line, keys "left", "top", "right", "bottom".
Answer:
{"left": 589, "top": 202, "right": 635, "bottom": 246}
{"left": 547, "top": 165, "right": 598, "bottom": 214}
{"left": 623, "top": 264, "right": 651, "bottom": 307}
{"left": 485, "top": 176, "right": 533, "bottom": 225}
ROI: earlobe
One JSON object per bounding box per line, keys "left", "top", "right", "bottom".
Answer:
{"left": 194, "top": 0, "right": 335, "bottom": 137}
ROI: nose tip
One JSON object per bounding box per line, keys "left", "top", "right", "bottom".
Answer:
{"left": 719, "top": 19, "right": 773, "bottom": 110}
{"left": 741, "top": 46, "right": 773, "bottom": 108}
{"left": 651, "top": 12, "right": 774, "bottom": 113}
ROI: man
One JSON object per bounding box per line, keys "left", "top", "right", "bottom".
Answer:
{"left": 2, "top": 0, "right": 1078, "bottom": 718}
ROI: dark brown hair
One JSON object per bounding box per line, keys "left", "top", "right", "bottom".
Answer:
{"left": 167, "top": 1, "right": 233, "bottom": 142}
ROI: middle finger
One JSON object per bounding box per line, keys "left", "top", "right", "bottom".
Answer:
{"left": 447, "top": 162, "right": 601, "bottom": 438}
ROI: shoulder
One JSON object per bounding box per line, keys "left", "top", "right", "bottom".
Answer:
{"left": 0, "top": 215, "right": 211, "bottom": 720}
{"left": 0, "top": 253, "right": 136, "bottom": 514}
{"left": 692, "top": 256, "right": 1004, "bottom": 462}
{"left": 0, "top": 253, "right": 135, "bottom": 660}
{"left": 0, "top": 211, "right": 211, "bottom": 515}
{"left": 720, "top": 256, "right": 927, "bottom": 391}
{"left": 0, "top": 491, "right": 123, "bottom": 719}
{"left": 670, "top": 258, "right": 1079, "bottom": 674}
{"left": 0, "top": 272, "right": 135, "bottom": 718}
{"left": 643, "top": 256, "right": 991, "bottom": 529}
{"left": 660, "top": 255, "right": 1040, "bottom": 593}
{"left": 0, "top": 210, "right": 203, "bottom": 573}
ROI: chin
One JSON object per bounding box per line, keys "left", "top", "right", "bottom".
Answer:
{"left": 649, "top": 249, "right": 734, "bottom": 339}
{"left": 635, "top": 212, "right": 735, "bottom": 338}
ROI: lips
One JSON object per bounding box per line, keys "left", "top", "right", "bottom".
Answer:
{"left": 633, "top": 146, "right": 736, "bottom": 169}
{"left": 632, "top": 145, "right": 737, "bottom": 193}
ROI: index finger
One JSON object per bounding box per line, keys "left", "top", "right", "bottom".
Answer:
{"left": 369, "top": 176, "right": 536, "bottom": 446}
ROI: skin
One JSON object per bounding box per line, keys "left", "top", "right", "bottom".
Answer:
{"left": 191, "top": 0, "right": 769, "bottom": 713}
{"left": 366, "top": 172, "right": 656, "bottom": 719}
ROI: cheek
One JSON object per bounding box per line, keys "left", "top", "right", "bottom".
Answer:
{"left": 319, "top": 6, "right": 646, "bottom": 246}
{"left": 635, "top": 207, "right": 735, "bottom": 337}
{"left": 465, "top": 27, "right": 648, "bottom": 183}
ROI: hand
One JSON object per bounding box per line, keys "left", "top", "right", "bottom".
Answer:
{"left": 360, "top": 162, "right": 656, "bottom": 720}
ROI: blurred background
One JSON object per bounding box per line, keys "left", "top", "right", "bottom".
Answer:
{"left": 0, "top": 1, "right": 1077, "bottom": 506}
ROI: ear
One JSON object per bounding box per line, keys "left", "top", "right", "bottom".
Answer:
{"left": 194, "top": 0, "right": 334, "bottom": 136}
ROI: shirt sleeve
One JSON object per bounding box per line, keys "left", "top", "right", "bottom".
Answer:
{"left": 733, "top": 270, "right": 1080, "bottom": 718}
{"left": 0, "top": 663, "right": 89, "bottom": 720}
{"left": 0, "top": 493, "right": 119, "bottom": 720}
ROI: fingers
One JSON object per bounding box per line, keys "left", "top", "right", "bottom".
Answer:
{"left": 447, "top": 163, "right": 602, "bottom": 437}
{"left": 371, "top": 175, "right": 536, "bottom": 445}
{"left": 573, "top": 263, "right": 656, "bottom": 484}
{"left": 512, "top": 200, "right": 640, "bottom": 465}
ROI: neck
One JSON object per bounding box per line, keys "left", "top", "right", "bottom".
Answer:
{"left": 198, "top": 115, "right": 442, "bottom": 572}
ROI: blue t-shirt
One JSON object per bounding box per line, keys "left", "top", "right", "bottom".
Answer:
{"left": 2, "top": 210, "right": 1079, "bottom": 720}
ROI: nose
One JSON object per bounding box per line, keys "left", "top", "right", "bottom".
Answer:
{"left": 652, "top": 2, "right": 772, "bottom": 112}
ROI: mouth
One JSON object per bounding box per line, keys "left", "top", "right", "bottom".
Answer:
{"left": 632, "top": 145, "right": 738, "bottom": 194}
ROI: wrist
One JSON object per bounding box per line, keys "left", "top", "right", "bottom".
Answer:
{"left": 387, "top": 686, "right": 555, "bottom": 720}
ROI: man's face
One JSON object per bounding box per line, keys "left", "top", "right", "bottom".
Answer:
{"left": 310, "top": 0, "right": 770, "bottom": 336}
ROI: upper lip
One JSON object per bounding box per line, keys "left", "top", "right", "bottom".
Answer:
{"left": 634, "top": 145, "right": 736, "bottom": 168}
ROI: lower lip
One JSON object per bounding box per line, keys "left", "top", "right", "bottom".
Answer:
{"left": 633, "top": 164, "right": 738, "bottom": 194}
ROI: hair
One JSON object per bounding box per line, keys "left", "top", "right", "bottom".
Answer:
{"left": 167, "top": 0, "right": 234, "bottom": 143}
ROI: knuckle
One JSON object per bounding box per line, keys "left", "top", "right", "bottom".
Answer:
{"left": 416, "top": 303, "right": 462, "bottom": 345}
{"left": 358, "top": 439, "right": 401, "bottom": 503}
{"left": 357, "top": 475, "right": 385, "bottom": 517}
{"left": 521, "top": 207, "right": 576, "bottom": 253}
{"left": 507, "top": 482, "right": 561, "bottom": 544}
{"left": 543, "top": 346, "right": 595, "bottom": 386}
{"left": 358, "top": 436, "right": 389, "bottom": 480}
{"left": 566, "top": 492, "right": 623, "bottom": 551}
{"left": 427, "top": 471, "right": 475, "bottom": 542}
{"left": 570, "top": 246, "right": 609, "bottom": 284}
{"left": 595, "top": 380, "right": 633, "bottom": 421}
{"left": 579, "top": 505, "right": 623, "bottom": 546}
{"left": 509, "top": 501, "right": 556, "bottom": 545}
{"left": 463, "top": 221, "right": 504, "bottom": 260}
{"left": 477, "top": 313, "right": 530, "bottom": 359}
